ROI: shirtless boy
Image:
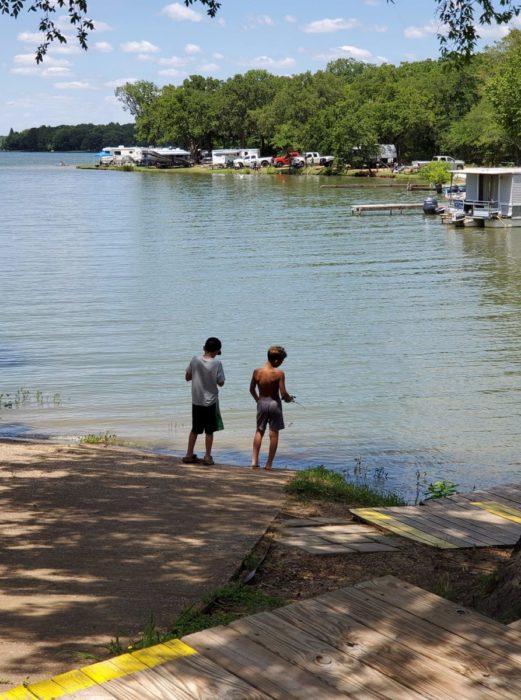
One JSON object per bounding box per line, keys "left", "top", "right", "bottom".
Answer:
{"left": 250, "top": 345, "right": 293, "bottom": 470}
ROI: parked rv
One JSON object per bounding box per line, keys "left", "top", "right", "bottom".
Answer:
{"left": 211, "top": 148, "right": 259, "bottom": 168}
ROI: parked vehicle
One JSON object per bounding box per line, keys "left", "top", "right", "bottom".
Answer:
{"left": 234, "top": 153, "right": 273, "bottom": 168}
{"left": 273, "top": 151, "right": 303, "bottom": 168}
{"left": 211, "top": 148, "right": 259, "bottom": 168}
{"left": 412, "top": 155, "right": 465, "bottom": 170}
{"left": 304, "top": 152, "right": 334, "bottom": 166}
{"left": 98, "top": 145, "right": 144, "bottom": 166}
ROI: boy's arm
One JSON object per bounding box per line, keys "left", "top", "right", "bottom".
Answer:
{"left": 279, "top": 371, "right": 293, "bottom": 402}
{"left": 249, "top": 371, "right": 259, "bottom": 402}
{"left": 185, "top": 359, "right": 192, "bottom": 382}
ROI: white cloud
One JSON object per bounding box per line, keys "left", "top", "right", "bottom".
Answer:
{"left": 314, "top": 45, "right": 380, "bottom": 62}
{"left": 185, "top": 43, "right": 202, "bottom": 55}
{"left": 91, "top": 20, "right": 112, "bottom": 32}
{"left": 137, "top": 54, "right": 156, "bottom": 61}
{"left": 242, "top": 56, "right": 296, "bottom": 68}
{"left": 54, "top": 81, "right": 92, "bottom": 90}
{"left": 160, "top": 3, "right": 203, "bottom": 22}
{"left": 303, "top": 18, "right": 360, "bottom": 33}
{"left": 17, "top": 31, "right": 44, "bottom": 44}
{"left": 404, "top": 20, "right": 439, "bottom": 39}
{"left": 49, "top": 44, "right": 82, "bottom": 55}
{"left": 199, "top": 62, "right": 219, "bottom": 72}
{"left": 217, "top": 17, "right": 226, "bottom": 27}
{"left": 120, "top": 40, "right": 159, "bottom": 53}
{"left": 285, "top": 15, "right": 297, "bottom": 23}
{"left": 213, "top": 52, "right": 224, "bottom": 60}
{"left": 95, "top": 42, "right": 113, "bottom": 53}
{"left": 40, "top": 66, "right": 72, "bottom": 77}
{"left": 243, "top": 15, "right": 274, "bottom": 30}
{"left": 364, "top": 0, "right": 382, "bottom": 5}
{"left": 370, "top": 25, "right": 388, "bottom": 33}
{"left": 13, "top": 53, "right": 71, "bottom": 67}
{"left": 159, "top": 56, "right": 189, "bottom": 66}
{"left": 158, "top": 68, "right": 183, "bottom": 77}
{"left": 104, "top": 77, "right": 138, "bottom": 88}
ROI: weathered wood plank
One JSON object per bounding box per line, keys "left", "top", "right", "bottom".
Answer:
{"left": 273, "top": 592, "right": 502, "bottom": 700}
{"left": 355, "top": 577, "right": 521, "bottom": 668}
{"left": 229, "top": 609, "right": 422, "bottom": 699}
{"left": 371, "top": 507, "right": 504, "bottom": 547}
{"left": 318, "top": 585, "right": 521, "bottom": 698}
{"left": 97, "top": 653, "right": 268, "bottom": 700}
{"left": 185, "top": 625, "right": 347, "bottom": 699}
{"left": 421, "top": 499, "right": 521, "bottom": 540}
{"left": 350, "top": 508, "right": 457, "bottom": 548}
{"left": 471, "top": 501, "right": 521, "bottom": 525}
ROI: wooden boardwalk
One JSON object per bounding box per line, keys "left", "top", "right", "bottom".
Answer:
{"left": 7, "top": 575, "right": 521, "bottom": 699}
{"left": 351, "top": 203, "right": 424, "bottom": 215}
{"left": 351, "top": 483, "right": 521, "bottom": 549}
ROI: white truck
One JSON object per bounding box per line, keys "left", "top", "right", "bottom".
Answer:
{"left": 412, "top": 155, "right": 465, "bottom": 170}
{"left": 233, "top": 153, "right": 273, "bottom": 168}
{"left": 304, "top": 152, "right": 334, "bottom": 166}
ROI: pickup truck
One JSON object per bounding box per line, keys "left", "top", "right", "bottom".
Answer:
{"left": 233, "top": 153, "right": 273, "bottom": 168}
{"left": 273, "top": 151, "right": 304, "bottom": 168}
{"left": 304, "top": 152, "right": 334, "bottom": 166}
{"left": 412, "top": 155, "right": 465, "bottom": 170}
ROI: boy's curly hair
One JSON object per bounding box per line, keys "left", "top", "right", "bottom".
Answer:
{"left": 267, "top": 345, "right": 287, "bottom": 363}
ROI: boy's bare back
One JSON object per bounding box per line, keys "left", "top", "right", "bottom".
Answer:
{"left": 250, "top": 362, "right": 291, "bottom": 402}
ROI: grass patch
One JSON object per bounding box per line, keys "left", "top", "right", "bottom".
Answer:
{"left": 285, "top": 465, "right": 405, "bottom": 506}
{"left": 105, "top": 583, "right": 285, "bottom": 657}
{"left": 79, "top": 431, "right": 119, "bottom": 446}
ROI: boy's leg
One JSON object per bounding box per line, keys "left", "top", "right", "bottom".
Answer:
{"left": 204, "top": 432, "right": 214, "bottom": 461}
{"left": 264, "top": 429, "right": 279, "bottom": 470}
{"left": 184, "top": 431, "right": 198, "bottom": 460}
{"left": 251, "top": 428, "right": 264, "bottom": 468}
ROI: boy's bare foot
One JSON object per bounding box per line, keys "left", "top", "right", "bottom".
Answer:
{"left": 264, "top": 466, "right": 273, "bottom": 470}
{"left": 251, "top": 464, "right": 260, "bottom": 469}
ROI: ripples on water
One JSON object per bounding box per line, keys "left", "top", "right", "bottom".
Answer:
{"left": 1, "top": 152, "right": 521, "bottom": 499}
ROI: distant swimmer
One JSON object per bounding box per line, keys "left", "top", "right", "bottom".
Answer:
{"left": 249, "top": 345, "right": 294, "bottom": 470}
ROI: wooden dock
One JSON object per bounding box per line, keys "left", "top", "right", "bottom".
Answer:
{"left": 351, "top": 202, "right": 424, "bottom": 215}
{"left": 351, "top": 482, "right": 521, "bottom": 549}
{"left": 9, "top": 575, "right": 521, "bottom": 698}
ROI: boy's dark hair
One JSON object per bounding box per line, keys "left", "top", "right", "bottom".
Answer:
{"left": 267, "top": 345, "right": 287, "bottom": 363}
{"left": 204, "top": 337, "right": 222, "bottom": 354}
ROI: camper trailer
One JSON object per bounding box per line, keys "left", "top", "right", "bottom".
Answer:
{"left": 211, "top": 148, "right": 259, "bottom": 168}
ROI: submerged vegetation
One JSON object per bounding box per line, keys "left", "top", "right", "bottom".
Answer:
{"left": 0, "top": 388, "right": 61, "bottom": 409}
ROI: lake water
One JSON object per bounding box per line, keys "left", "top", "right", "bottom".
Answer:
{"left": 2, "top": 151, "right": 520, "bottom": 499}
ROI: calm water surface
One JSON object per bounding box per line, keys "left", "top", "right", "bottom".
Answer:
{"left": 2, "top": 151, "right": 521, "bottom": 499}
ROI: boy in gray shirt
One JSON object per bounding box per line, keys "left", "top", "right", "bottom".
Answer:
{"left": 183, "top": 337, "right": 225, "bottom": 465}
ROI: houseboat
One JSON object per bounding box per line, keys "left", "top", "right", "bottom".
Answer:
{"left": 459, "top": 167, "right": 521, "bottom": 228}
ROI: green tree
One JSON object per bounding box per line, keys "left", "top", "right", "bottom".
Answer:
{"left": 485, "top": 29, "right": 521, "bottom": 158}
{"left": 115, "top": 81, "right": 161, "bottom": 119}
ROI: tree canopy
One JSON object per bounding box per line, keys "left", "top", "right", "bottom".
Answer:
{"left": 1, "top": 1, "right": 519, "bottom": 60}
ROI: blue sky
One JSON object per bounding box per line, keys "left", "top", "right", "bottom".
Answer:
{"left": 0, "top": 0, "right": 516, "bottom": 134}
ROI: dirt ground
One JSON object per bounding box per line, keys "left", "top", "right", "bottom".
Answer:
{"left": 248, "top": 497, "right": 516, "bottom": 623}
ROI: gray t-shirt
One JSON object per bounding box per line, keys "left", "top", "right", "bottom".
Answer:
{"left": 186, "top": 355, "right": 225, "bottom": 407}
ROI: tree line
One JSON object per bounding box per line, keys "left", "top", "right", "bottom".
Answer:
{"left": 3, "top": 30, "right": 520, "bottom": 165}
{"left": 114, "top": 30, "right": 521, "bottom": 166}
{"left": 1, "top": 122, "right": 135, "bottom": 152}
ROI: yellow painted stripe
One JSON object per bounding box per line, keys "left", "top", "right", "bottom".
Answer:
{"left": 49, "top": 669, "right": 97, "bottom": 694}
{"left": 0, "top": 688, "right": 38, "bottom": 700}
{"left": 3, "top": 639, "right": 198, "bottom": 699}
{"left": 351, "top": 508, "right": 457, "bottom": 549}
{"left": 23, "top": 679, "right": 64, "bottom": 700}
{"left": 471, "top": 501, "right": 521, "bottom": 524}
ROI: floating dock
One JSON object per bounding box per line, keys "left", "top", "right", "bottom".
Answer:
{"left": 351, "top": 202, "right": 424, "bottom": 215}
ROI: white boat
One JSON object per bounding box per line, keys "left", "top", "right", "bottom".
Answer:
{"left": 458, "top": 167, "right": 521, "bottom": 228}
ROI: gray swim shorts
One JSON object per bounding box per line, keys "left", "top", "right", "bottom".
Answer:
{"left": 256, "top": 396, "right": 285, "bottom": 432}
